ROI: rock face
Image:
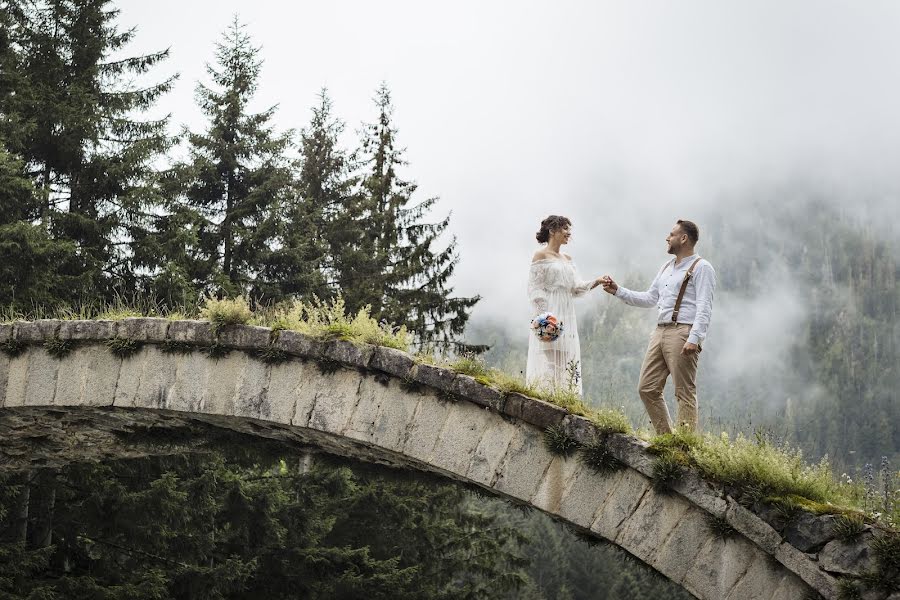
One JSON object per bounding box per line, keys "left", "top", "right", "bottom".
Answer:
{"left": 0, "top": 319, "right": 891, "bottom": 600}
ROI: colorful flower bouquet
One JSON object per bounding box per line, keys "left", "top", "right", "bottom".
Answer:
{"left": 531, "top": 312, "right": 564, "bottom": 342}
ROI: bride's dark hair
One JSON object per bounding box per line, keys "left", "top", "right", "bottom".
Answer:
{"left": 536, "top": 215, "right": 571, "bottom": 244}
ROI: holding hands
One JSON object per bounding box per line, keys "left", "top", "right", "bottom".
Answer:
{"left": 600, "top": 275, "right": 618, "bottom": 295}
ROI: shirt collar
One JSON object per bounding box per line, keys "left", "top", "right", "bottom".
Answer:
{"left": 674, "top": 254, "right": 699, "bottom": 268}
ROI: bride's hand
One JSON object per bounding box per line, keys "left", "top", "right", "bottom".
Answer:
{"left": 600, "top": 275, "right": 618, "bottom": 295}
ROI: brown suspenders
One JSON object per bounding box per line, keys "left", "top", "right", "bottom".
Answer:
{"left": 671, "top": 257, "right": 703, "bottom": 323}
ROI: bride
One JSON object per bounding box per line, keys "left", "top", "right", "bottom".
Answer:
{"left": 527, "top": 215, "right": 602, "bottom": 395}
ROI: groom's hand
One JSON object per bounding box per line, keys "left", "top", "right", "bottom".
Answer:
{"left": 681, "top": 342, "right": 699, "bottom": 356}
{"left": 600, "top": 275, "right": 618, "bottom": 295}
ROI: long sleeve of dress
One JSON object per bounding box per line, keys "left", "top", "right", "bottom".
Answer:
{"left": 571, "top": 263, "right": 595, "bottom": 297}
{"left": 528, "top": 263, "right": 550, "bottom": 312}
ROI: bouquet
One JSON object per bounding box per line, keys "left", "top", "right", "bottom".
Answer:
{"left": 531, "top": 312, "right": 564, "bottom": 342}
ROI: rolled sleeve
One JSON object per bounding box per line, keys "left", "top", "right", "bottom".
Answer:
{"left": 687, "top": 263, "right": 716, "bottom": 345}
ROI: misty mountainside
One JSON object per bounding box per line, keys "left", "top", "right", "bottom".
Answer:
{"left": 472, "top": 198, "right": 898, "bottom": 472}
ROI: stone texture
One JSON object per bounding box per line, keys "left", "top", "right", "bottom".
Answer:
{"left": 23, "top": 349, "right": 59, "bottom": 406}
{"left": 322, "top": 339, "right": 373, "bottom": 370}
{"left": 3, "top": 350, "right": 30, "bottom": 407}
{"left": 117, "top": 318, "right": 170, "bottom": 342}
{"left": 343, "top": 376, "right": 418, "bottom": 451}
{"left": 411, "top": 363, "right": 457, "bottom": 394}
{"left": 726, "top": 498, "right": 782, "bottom": 555}
{"left": 233, "top": 358, "right": 272, "bottom": 420}
{"left": 401, "top": 391, "right": 453, "bottom": 463}
{"left": 530, "top": 454, "right": 581, "bottom": 513}
{"left": 0, "top": 323, "right": 12, "bottom": 343}
{"left": 198, "top": 353, "right": 248, "bottom": 416}
{"left": 502, "top": 392, "right": 567, "bottom": 429}
{"left": 59, "top": 320, "right": 117, "bottom": 341}
{"left": 769, "top": 572, "right": 817, "bottom": 600}
{"left": 724, "top": 552, "right": 782, "bottom": 600}
{"left": 651, "top": 507, "right": 713, "bottom": 584}
{"left": 0, "top": 354, "right": 9, "bottom": 407}
{"left": 165, "top": 352, "right": 210, "bottom": 413}
{"left": 591, "top": 468, "right": 651, "bottom": 542}
{"left": 557, "top": 466, "right": 624, "bottom": 529}
{"left": 451, "top": 375, "right": 503, "bottom": 411}
{"left": 429, "top": 402, "right": 494, "bottom": 475}
{"left": 272, "top": 330, "right": 321, "bottom": 359}
{"left": 53, "top": 346, "right": 121, "bottom": 407}
{"left": 166, "top": 320, "right": 215, "bottom": 345}
{"left": 307, "top": 369, "right": 364, "bottom": 435}
{"left": 128, "top": 346, "right": 180, "bottom": 411}
{"left": 683, "top": 534, "right": 760, "bottom": 600}
{"left": 491, "top": 426, "right": 555, "bottom": 502}
{"left": 217, "top": 324, "right": 272, "bottom": 350}
{"left": 368, "top": 346, "right": 415, "bottom": 378}
{"left": 464, "top": 417, "right": 518, "bottom": 488}
{"left": 264, "top": 359, "right": 309, "bottom": 426}
{"left": 775, "top": 541, "right": 839, "bottom": 599}
{"left": 616, "top": 487, "right": 692, "bottom": 563}
{"left": 818, "top": 534, "right": 875, "bottom": 576}
{"left": 15, "top": 320, "right": 61, "bottom": 342}
{"left": 605, "top": 433, "right": 655, "bottom": 477}
{"left": 670, "top": 470, "right": 728, "bottom": 518}
{"left": 783, "top": 512, "right": 838, "bottom": 552}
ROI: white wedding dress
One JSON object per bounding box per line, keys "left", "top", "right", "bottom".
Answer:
{"left": 526, "top": 257, "right": 594, "bottom": 395}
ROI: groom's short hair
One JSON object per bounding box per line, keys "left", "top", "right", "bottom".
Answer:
{"left": 676, "top": 220, "right": 699, "bottom": 244}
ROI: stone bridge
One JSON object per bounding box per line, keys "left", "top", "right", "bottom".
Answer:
{"left": 0, "top": 319, "right": 885, "bottom": 600}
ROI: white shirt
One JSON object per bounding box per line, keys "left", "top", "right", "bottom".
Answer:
{"left": 614, "top": 254, "right": 716, "bottom": 345}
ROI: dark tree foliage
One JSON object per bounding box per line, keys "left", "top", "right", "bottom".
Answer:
{"left": 0, "top": 0, "right": 174, "bottom": 310}
{"left": 331, "top": 83, "right": 480, "bottom": 348}
{"left": 0, "top": 449, "right": 533, "bottom": 599}
{"left": 152, "top": 17, "right": 292, "bottom": 303}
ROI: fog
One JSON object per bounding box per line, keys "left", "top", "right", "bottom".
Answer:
{"left": 117, "top": 0, "right": 900, "bottom": 344}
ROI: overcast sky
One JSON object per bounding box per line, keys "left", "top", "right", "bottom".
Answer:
{"left": 116, "top": 0, "right": 900, "bottom": 329}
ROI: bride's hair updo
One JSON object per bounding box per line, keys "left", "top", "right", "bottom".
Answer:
{"left": 536, "top": 215, "right": 572, "bottom": 244}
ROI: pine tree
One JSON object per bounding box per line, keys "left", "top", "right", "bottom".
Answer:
{"left": 7, "top": 0, "right": 174, "bottom": 302}
{"left": 335, "top": 83, "right": 479, "bottom": 348}
{"left": 160, "top": 17, "right": 292, "bottom": 301}
{"left": 259, "top": 89, "right": 347, "bottom": 303}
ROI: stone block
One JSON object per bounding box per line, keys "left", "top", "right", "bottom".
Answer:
{"left": 401, "top": 391, "right": 453, "bottom": 463}
{"left": 591, "top": 468, "right": 651, "bottom": 541}
{"left": 2, "top": 350, "right": 29, "bottom": 407}
{"left": 502, "top": 392, "right": 567, "bottom": 429}
{"left": 451, "top": 375, "right": 503, "bottom": 410}
{"left": 273, "top": 330, "right": 322, "bottom": 359}
{"left": 616, "top": 487, "right": 692, "bottom": 563}
{"left": 24, "top": 349, "right": 59, "bottom": 406}
{"left": 164, "top": 352, "right": 210, "bottom": 413}
{"left": 198, "top": 353, "right": 247, "bottom": 416}
{"left": 818, "top": 534, "right": 875, "bottom": 576}
{"left": 725, "top": 498, "right": 782, "bottom": 555}
{"left": 530, "top": 454, "right": 581, "bottom": 513}
{"left": 769, "top": 572, "right": 817, "bottom": 600}
{"left": 557, "top": 466, "right": 625, "bottom": 530}
{"left": 15, "top": 319, "right": 61, "bottom": 342}
{"left": 562, "top": 414, "right": 598, "bottom": 445}
{"left": 783, "top": 512, "right": 838, "bottom": 552}
{"left": 322, "top": 339, "right": 374, "bottom": 370}
{"left": 54, "top": 346, "right": 121, "bottom": 407}
{"left": 233, "top": 358, "right": 272, "bottom": 420}
{"left": 411, "top": 363, "right": 457, "bottom": 394}
{"left": 605, "top": 433, "right": 655, "bottom": 477}
{"left": 491, "top": 426, "right": 556, "bottom": 502}
{"left": 306, "top": 369, "right": 365, "bottom": 435}
{"left": 264, "top": 360, "right": 310, "bottom": 426}
{"left": 429, "top": 402, "right": 494, "bottom": 475}
{"left": 366, "top": 379, "right": 423, "bottom": 452}
{"left": 683, "top": 533, "right": 760, "bottom": 600}
{"left": 0, "top": 323, "right": 12, "bottom": 343}
{"left": 650, "top": 507, "right": 711, "bottom": 584}
{"left": 465, "top": 417, "right": 518, "bottom": 487}
{"left": 775, "top": 541, "right": 839, "bottom": 599}
{"left": 166, "top": 320, "right": 215, "bottom": 345}
{"left": 0, "top": 354, "right": 9, "bottom": 407}
{"left": 117, "top": 318, "right": 169, "bottom": 342}
{"left": 59, "top": 320, "right": 117, "bottom": 341}
{"left": 342, "top": 375, "right": 393, "bottom": 444}
{"left": 216, "top": 324, "right": 272, "bottom": 350}
{"left": 129, "top": 346, "right": 179, "bottom": 410}
{"left": 724, "top": 549, "right": 781, "bottom": 600}
{"left": 669, "top": 470, "right": 727, "bottom": 518}
{"left": 368, "top": 345, "right": 415, "bottom": 379}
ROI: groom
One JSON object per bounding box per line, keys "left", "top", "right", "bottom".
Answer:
{"left": 600, "top": 220, "right": 716, "bottom": 434}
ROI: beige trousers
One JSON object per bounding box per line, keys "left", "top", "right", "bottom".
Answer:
{"left": 638, "top": 323, "right": 700, "bottom": 434}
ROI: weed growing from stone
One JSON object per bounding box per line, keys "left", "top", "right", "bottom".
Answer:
{"left": 200, "top": 297, "right": 253, "bottom": 333}
{"left": 544, "top": 425, "right": 580, "bottom": 457}
{"left": 43, "top": 336, "right": 75, "bottom": 358}
{"left": 579, "top": 438, "right": 624, "bottom": 474}
{"left": 315, "top": 357, "right": 341, "bottom": 375}
{"left": 399, "top": 377, "right": 423, "bottom": 393}
{"left": 834, "top": 514, "right": 868, "bottom": 541}
{"left": 202, "top": 343, "right": 230, "bottom": 360}
{"left": 706, "top": 514, "right": 736, "bottom": 540}
{"left": 652, "top": 452, "right": 685, "bottom": 492}
{"left": 836, "top": 579, "right": 862, "bottom": 600}
{"left": 0, "top": 338, "right": 26, "bottom": 357}
{"left": 160, "top": 340, "right": 195, "bottom": 355}
{"left": 256, "top": 346, "right": 289, "bottom": 365}
{"left": 106, "top": 337, "right": 140, "bottom": 358}
{"left": 871, "top": 532, "right": 900, "bottom": 591}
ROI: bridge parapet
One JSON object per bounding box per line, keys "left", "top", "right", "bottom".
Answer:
{"left": 1, "top": 318, "right": 895, "bottom": 600}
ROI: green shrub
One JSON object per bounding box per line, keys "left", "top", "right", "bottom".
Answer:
{"left": 43, "top": 337, "right": 75, "bottom": 358}
{"left": 200, "top": 297, "right": 253, "bottom": 332}
{"left": 544, "top": 425, "right": 580, "bottom": 457}
{"left": 580, "top": 439, "right": 624, "bottom": 474}
{"left": 106, "top": 337, "right": 140, "bottom": 358}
